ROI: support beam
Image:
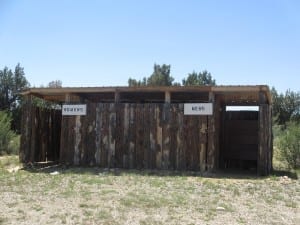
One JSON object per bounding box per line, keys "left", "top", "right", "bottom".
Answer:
{"left": 165, "top": 91, "right": 171, "bottom": 103}
{"left": 207, "top": 91, "right": 216, "bottom": 171}
{"left": 65, "top": 93, "right": 71, "bottom": 103}
{"left": 115, "top": 91, "right": 120, "bottom": 103}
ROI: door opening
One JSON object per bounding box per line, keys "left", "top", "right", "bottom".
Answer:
{"left": 220, "top": 106, "right": 259, "bottom": 171}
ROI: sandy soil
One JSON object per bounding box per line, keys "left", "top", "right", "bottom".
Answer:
{"left": 0, "top": 158, "right": 299, "bottom": 225}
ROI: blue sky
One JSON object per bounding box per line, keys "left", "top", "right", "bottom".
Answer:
{"left": 0, "top": 0, "right": 299, "bottom": 93}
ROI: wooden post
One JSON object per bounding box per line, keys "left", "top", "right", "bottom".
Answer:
{"left": 258, "top": 104, "right": 271, "bottom": 175}
{"left": 207, "top": 92, "right": 216, "bottom": 171}
{"left": 115, "top": 91, "right": 120, "bottom": 103}
{"left": 108, "top": 103, "right": 116, "bottom": 167}
{"left": 95, "top": 103, "right": 102, "bottom": 166}
{"left": 60, "top": 93, "right": 73, "bottom": 164}
{"left": 65, "top": 93, "right": 71, "bottom": 103}
{"left": 258, "top": 89, "right": 272, "bottom": 175}
{"left": 155, "top": 105, "right": 163, "bottom": 169}
{"left": 162, "top": 103, "right": 171, "bottom": 169}
{"left": 165, "top": 91, "right": 171, "bottom": 103}
{"left": 214, "top": 96, "right": 221, "bottom": 170}
{"left": 20, "top": 95, "right": 33, "bottom": 163}
{"left": 199, "top": 116, "right": 207, "bottom": 172}
{"left": 268, "top": 105, "right": 273, "bottom": 172}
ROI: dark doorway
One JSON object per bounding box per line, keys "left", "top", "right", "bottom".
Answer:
{"left": 220, "top": 107, "right": 259, "bottom": 171}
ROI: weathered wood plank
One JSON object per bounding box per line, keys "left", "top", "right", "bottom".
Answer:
{"left": 155, "top": 104, "right": 163, "bottom": 169}
{"left": 123, "top": 103, "right": 130, "bottom": 168}
{"left": 95, "top": 103, "right": 102, "bottom": 166}
{"left": 169, "top": 104, "right": 177, "bottom": 169}
{"left": 258, "top": 104, "right": 270, "bottom": 175}
{"left": 101, "top": 103, "right": 109, "bottom": 168}
{"left": 268, "top": 105, "right": 273, "bottom": 173}
{"left": 135, "top": 104, "right": 144, "bottom": 169}
{"left": 149, "top": 104, "right": 157, "bottom": 169}
{"left": 21, "top": 102, "right": 271, "bottom": 174}
{"left": 177, "top": 104, "right": 185, "bottom": 170}
{"left": 143, "top": 104, "right": 151, "bottom": 169}
{"left": 207, "top": 114, "right": 215, "bottom": 171}
{"left": 79, "top": 103, "right": 96, "bottom": 165}
{"left": 108, "top": 103, "right": 116, "bottom": 167}
{"left": 199, "top": 116, "right": 207, "bottom": 172}
{"left": 162, "top": 103, "right": 171, "bottom": 169}
{"left": 21, "top": 98, "right": 33, "bottom": 163}
{"left": 128, "top": 104, "right": 136, "bottom": 168}
{"left": 50, "top": 109, "right": 61, "bottom": 161}
{"left": 115, "top": 103, "right": 124, "bottom": 168}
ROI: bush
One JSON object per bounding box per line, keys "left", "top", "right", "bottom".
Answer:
{"left": 0, "top": 111, "right": 17, "bottom": 155}
{"left": 276, "top": 121, "right": 300, "bottom": 169}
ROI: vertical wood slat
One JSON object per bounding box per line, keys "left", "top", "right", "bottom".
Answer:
{"left": 207, "top": 114, "right": 216, "bottom": 171}
{"left": 20, "top": 101, "right": 61, "bottom": 164}
{"left": 135, "top": 104, "right": 144, "bottom": 169}
{"left": 115, "top": 103, "right": 124, "bottom": 168}
{"left": 21, "top": 103, "right": 210, "bottom": 172}
{"left": 149, "top": 104, "right": 157, "bottom": 169}
{"left": 155, "top": 104, "right": 163, "bottom": 169}
{"left": 29, "top": 107, "right": 37, "bottom": 163}
{"left": 21, "top": 98, "right": 272, "bottom": 175}
{"left": 51, "top": 109, "right": 61, "bottom": 161}
{"left": 169, "top": 105, "right": 177, "bottom": 169}
{"left": 101, "top": 103, "right": 109, "bottom": 168}
{"left": 60, "top": 115, "right": 72, "bottom": 164}
{"left": 162, "top": 103, "right": 171, "bottom": 169}
{"left": 143, "top": 104, "right": 150, "bottom": 169}
{"left": 199, "top": 116, "right": 208, "bottom": 172}
{"left": 80, "top": 103, "right": 96, "bottom": 165}
{"left": 258, "top": 104, "right": 271, "bottom": 175}
{"left": 23, "top": 102, "right": 215, "bottom": 173}
{"left": 123, "top": 103, "right": 130, "bottom": 168}
{"left": 268, "top": 105, "right": 273, "bottom": 173}
{"left": 128, "top": 104, "right": 136, "bottom": 168}
{"left": 20, "top": 97, "right": 32, "bottom": 163}
{"left": 108, "top": 103, "right": 116, "bottom": 167}
{"left": 95, "top": 103, "right": 102, "bottom": 166}
{"left": 177, "top": 104, "right": 185, "bottom": 170}
{"left": 88, "top": 103, "right": 97, "bottom": 165}
{"left": 214, "top": 98, "right": 221, "bottom": 170}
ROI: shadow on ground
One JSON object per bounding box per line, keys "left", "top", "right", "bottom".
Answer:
{"left": 21, "top": 161, "right": 299, "bottom": 180}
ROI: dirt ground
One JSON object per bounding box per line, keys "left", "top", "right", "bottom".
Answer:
{"left": 0, "top": 156, "right": 299, "bottom": 225}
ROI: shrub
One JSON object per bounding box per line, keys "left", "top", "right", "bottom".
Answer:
{"left": 276, "top": 121, "right": 300, "bottom": 169}
{"left": 0, "top": 111, "right": 17, "bottom": 155}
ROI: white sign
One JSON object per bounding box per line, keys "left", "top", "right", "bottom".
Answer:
{"left": 184, "top": 103, "right": 213, "bottom": 115}
{"left": 62, "top": 104, "right": 87, "bottom": 116}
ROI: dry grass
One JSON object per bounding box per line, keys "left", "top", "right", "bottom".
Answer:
{"left": 0, "top": 155, "right": 299, "bottom": 225}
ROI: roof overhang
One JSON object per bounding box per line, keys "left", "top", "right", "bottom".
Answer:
{"left": 21, "top": 85, "right": 271, "bottom": 105}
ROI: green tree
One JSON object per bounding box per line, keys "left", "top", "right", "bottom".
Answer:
{"left": 32, "top": 80, "right": 63, "bottom": 109}
{"left": 271, "top": 87, "right": 300, "bottom": 126}
{"left": 0, "top": 64, "right": 29, "bottom": 133}
{"left": 128, "top": 77, "right": 147, "bottom": 87}
{"left": 128, "top": 64, "right": 174, "bottom": 86}
{"left": 147, "top": 64, "right": 174, "bottom": 86}
{"left": 48, "top": 80, "right": 62, "bottom": 88}
{"left": 0, "top": 64, "right": 28, "bottom": 109}
{"left": 0, "top": 111, "right": 16, "bottom": 155}
{"left": 182, "top": 70, "right": 216, "bottom": 86}
{"left": 276, "top": 121, "right": 300, "bottom": 169}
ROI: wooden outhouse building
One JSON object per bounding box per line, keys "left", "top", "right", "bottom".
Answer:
{"left": 20, "top": 85, "right": 272, "bottom": 175}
